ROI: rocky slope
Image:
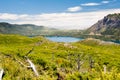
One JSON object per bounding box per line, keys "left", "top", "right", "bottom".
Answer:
{"left": 86, "top": 13, "right": 120, "bottom": 37}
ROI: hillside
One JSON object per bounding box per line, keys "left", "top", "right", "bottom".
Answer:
{"left": 0, "top": 34, "right": 120, "bottom": 79}
{"left": 85, "top": 13, "right": 120, "bottom": 39}
{"left": 0, "top": 22, "right": 82, "bottom": 37}
{"left": 0, "top": 22, "right": 58, "bottom": 36}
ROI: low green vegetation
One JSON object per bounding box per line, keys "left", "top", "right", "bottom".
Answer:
{"left": 0, "top": 34, "right": 120, "bottom": 80}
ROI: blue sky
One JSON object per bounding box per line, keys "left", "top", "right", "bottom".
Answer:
{"left": 0, "top": 0, "right": 120, "bottom": 29}
{"left": 0, "top": 0, "right": 119, "bottom": 14}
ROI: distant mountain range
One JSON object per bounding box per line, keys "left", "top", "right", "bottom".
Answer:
{"left": 0, "top": 13, "right": 120, "bottom": 39}
{"left": 0, "top": 22, "right": 58, "bottom": 36}
{"left": 0, "top": 22, "right": 82, "bottom": 36}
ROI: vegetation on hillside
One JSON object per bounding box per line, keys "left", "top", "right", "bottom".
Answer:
{"left": 0, "top": 22, "right": 83, "bottom": 37}
{"left": 0, "top": 34, "right": 120, "bottom": 80}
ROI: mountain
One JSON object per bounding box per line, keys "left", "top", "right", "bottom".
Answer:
{"left": 0, "top": 22, "right": 58, "bottom": 36}
{"left": 85, "top": 13, "right": 120, "bottom": 38}
{"left": 2, "top": 13, "right": 120, "bottom": 39}
{"left": 0, "top": 22, "right": 83, "bottom": 37}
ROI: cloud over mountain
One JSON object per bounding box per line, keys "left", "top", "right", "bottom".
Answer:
{"left": 0, "top": 9, "right": 120, "bottom": 30}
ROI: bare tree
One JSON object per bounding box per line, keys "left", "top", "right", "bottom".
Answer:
{"left": 16, "top": 48, "right": 39, "bottom": 77}
{"left": 76, "top": 53, "right": 84, "bottom": 71}
{"left": 103, "top": 65, "right": 107, "bottom": 73}
{"left": 89, "top": 56, "right": 94, "bottom": 69}
{"left": 25, "top": 56, "right": 39, "bottom": 76}
{"left": 0, "top": 69, "right": 4, "bottom": 80}
{"left": 25, "top": 47, "right": 34, "bottom": 56}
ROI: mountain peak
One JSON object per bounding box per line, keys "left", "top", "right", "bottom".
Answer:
{"left": 103, "top": 13, "right": 120, "bottom": 26}
{"left": 86, "top": 13, "right": 120, "bottom": 37}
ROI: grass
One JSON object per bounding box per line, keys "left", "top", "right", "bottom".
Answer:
{"left": 0, "top": 34, "right": 120, "bottom": 80}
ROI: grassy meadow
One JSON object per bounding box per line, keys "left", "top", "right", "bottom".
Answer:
{"left": 0, "top": 34, "right": 120, "bottom": 80}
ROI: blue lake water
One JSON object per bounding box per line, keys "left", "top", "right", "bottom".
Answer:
{"left": 46, "top": 36, "right": 83, "bottom": 42}
{"left": 110, "top": 40, "right": 120, "bottom": 44}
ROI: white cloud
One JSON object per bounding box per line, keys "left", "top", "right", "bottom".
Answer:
{"left": 0, "top": 13, "right": 29, "bottom": 20}
{"left": 67, "top": 6, "right": 82, "bottom": 12}
{"left": 81, "top": 3, "right": 100, "bottom": 6}
{"left": 0, "top": 9, "right": 120, "bottom": 30}
{"left": 101, "top": 1, "right": 110, "bottom": 4}
{"left": 0, "top": 13, "right": 18, "bottom": 20}
{"left": 81, "top": 1, "right": 110, "bottom": 7}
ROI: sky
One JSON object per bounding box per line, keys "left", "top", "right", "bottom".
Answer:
{"left": 0, "top": 0, "right": 120, "bottom": 30}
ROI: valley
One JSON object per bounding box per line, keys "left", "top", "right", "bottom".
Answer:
{"left": 0, "top": 13, "right": 120, "bottom": 80}
{"left": 0, "top": 0, "right": 120, "bottom": 79}
{"left": 0, "top": 34, "right": 120, "bottom": 80}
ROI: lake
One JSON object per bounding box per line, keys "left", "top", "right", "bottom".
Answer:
{"left": 46, "top": 36, "right": 83, "bottom": 42}
{"left": 45, "top": 36, "right": 120, "bottom": 44}
{"left": 110, "top": 40, "right": 120, "bottom": 44}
